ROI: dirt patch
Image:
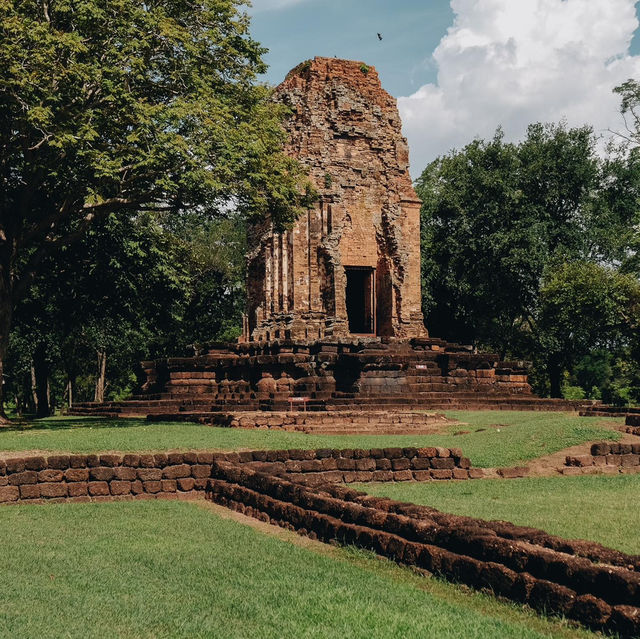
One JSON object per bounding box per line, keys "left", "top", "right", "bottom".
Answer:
{"left": 487, "top": 422, "right": 640, "bottom": 478}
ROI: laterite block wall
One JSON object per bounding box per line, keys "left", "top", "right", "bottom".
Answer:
{"left": 0, "top": 447, "right": 478, "bottom": 504}
{"left": 565, "top": 442, "right": 640, "bottom": 473}
{"left": 626, "top": 414, "right": 640, "bottom": 435}
{"left": 207, "top": 463, "right": 640, "bottom": 637}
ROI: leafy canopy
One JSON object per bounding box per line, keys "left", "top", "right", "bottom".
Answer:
{"left": 0, "top": 0, "right": 312, "bottom": 303}
{"left": 416, "top": 123, "right": 640, "bottom": 351}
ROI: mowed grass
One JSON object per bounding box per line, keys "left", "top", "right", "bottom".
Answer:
{"left": 438, "top": 411, "right": 620, "bottom": 467}
{"left": 0, "top": 411, "right": 619, "bottom": 468}
{"left": 360, "top": 474, "right": 640, "bottom": 556}
{"left": 0, "top": 500, "right": 598, "bottom": 639}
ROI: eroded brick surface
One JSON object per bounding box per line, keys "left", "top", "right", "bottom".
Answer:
{"left": 247, "top": 57, "right": 424, "bottom": 341}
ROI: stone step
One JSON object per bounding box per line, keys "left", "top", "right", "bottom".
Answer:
{"left": 168, "top": 371, "right": 216, "bottom": 379}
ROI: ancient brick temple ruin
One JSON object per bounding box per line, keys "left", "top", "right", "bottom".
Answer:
{"left": 245, "top": 58, "right": 425, "bottom": 341}
{"left": 71, "top": 58, "right": 596, "bottom": 422}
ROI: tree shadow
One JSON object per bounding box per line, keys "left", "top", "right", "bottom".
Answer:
{"left": 1, "top": 417, "right": 149, "bottom": 433}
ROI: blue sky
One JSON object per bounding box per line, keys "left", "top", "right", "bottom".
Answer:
{"left": 247, "top": 0, "right": 640, "bottom": 174}
{"left": 249, "top": 0, "right": 455, "bottom": 97}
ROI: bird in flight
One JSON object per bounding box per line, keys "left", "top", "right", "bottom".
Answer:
{"left": 377, "top": 33, "right": 383, "bottom": 41}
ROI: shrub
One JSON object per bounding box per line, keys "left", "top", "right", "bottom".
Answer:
{"left": 562, "top": 385, "right": 586, "bottom": 400}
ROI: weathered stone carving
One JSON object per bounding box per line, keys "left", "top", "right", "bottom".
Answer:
{"left": 245, "top": 58, "right": 425, "bottom": 341}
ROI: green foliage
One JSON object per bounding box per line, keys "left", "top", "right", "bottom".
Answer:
{"left": 539, "top": 262, "right": 640, "bottom": 350}
{"left": 417, "top": 123, "right": 635, "bottom": 346}
{"left": 573, "top": 351, "right": 612, "bottom": 394}
{"left": 5, "top": 208, "right": 253, "bottom": 406}
{"left": 0, "top": 0, "right": 314, "bottom": 414}
{"left": 417, "top": 121, "right": 640, "bottom": 396}
{"left": 561, "top": 385, "right": 586, "bottom": 400}
{"left": 166, "top": 213, "right": 247, "bottom": 348}
{"left": 602, "top": 379, "right": 637, "bottom": 406}
{"left": 5, "top": 212, "right": 192, "bottom": 406}
{"left": 535, "top": 261, "right": 640, "bottom": 396}
{"left": 359, "top": 63, "right": 370, "bottom": 75}
{"left": 1, "top": 0, "right": 309, "bottom": 230}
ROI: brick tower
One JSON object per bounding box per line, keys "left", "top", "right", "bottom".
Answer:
{"left": 245, "top": 57, "right": 426, "bottom": 342}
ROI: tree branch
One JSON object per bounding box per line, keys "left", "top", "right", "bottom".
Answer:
{"left": 13, "top": 197, "right": 149, "bottom": 302}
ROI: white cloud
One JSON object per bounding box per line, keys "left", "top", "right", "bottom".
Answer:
{"left": 398, "top": 0, "right": 640, "bottom": 177}
{"left": 247, "top": 0, "right": 310, "bottom": 12}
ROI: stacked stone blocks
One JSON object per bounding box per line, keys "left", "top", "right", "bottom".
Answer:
{"left": 0, "top": 446, "right": 478, "bottom": 505}
{"left": 564, "top": 442, "right": 640, "bottom": 474}
{"left": 207, "top": 462, "right": 640, "bottom": 637}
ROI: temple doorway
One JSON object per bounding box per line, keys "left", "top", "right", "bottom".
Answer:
{"left": 345, "top": 267, "right": 375, "bottom": 334}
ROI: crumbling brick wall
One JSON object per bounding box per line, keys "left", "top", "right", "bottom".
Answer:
{"left": 0, "top": 447, "right": 476, "bottom": 504}
{"left": 3, "top": 447, "right": 637, "bottom": 635}
{"left": 565, "top": 441, "right": 640, "bottom": 471}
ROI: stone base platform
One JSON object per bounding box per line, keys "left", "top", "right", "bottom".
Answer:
{"left": 580, "top": 406, "right": 640, "bottom": 418}
{"left": 69, "top": 337, "right": 599, "bottom": 421}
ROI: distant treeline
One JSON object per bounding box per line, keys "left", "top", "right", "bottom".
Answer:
{"left": 417, "top": 118, "right": 640, "bottom": 402}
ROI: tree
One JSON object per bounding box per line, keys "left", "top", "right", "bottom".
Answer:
{"left": 171, "top": 214, "right": 247, "bottom": 346}
{"left": 417, "top": 130, "right": 533, "bottom": 350}
{"left": 613, "top": 79, "right": 640, "bottom": 147}
{"left": 0, "top": 0, "right": 313, "bottom": 421}
{"left": 416, "top": 123, "right": 639, "bottom": 355}
{"left": 613, "top": 79, "right": 640, "bottom": 276}
{"left": 534, "top": 262, "right": 640, "bottom": 397}
{"left": 8, "top": 211, "right": 191, "bottom": 414}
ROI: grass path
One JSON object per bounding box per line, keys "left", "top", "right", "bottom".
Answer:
{"left": 360, "top": 474, "right": 640, "bottom": 555}
{"left": 0, "top": 411, "right": 620, "bottom": 468}
{"left": 0, "top": 500, "right": 597, "bottom": 639}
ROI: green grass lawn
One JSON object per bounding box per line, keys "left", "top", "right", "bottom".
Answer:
{"left": 0, "top": 412, "right": 632, "bottom": 638}
{"left": 360, "top": 474, "right": 640, "bottom": 556}
{"left": 0, "top": 411, "right": 620, "bottom": 468}
{"left": 0, "top": 500, "right": 597, "bottom": 639}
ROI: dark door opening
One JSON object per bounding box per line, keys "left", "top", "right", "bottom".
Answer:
{"left": 345, "top": 267, "right": 375, "bottom": 334}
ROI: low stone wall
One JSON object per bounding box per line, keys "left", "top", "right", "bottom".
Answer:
{"left": 0, "top": 452, "right": 213, "bottom": 503}
{"left": 207, "top": 462, "right": 640, "bottom": 637}
{"left": 148, "top": 410, "right": 453, "bottom": 435}
{"left": 564, "top": 442, "right": 640, "bottom": 473}
{"left": 0, "top": 446, "right": 479, "bottom": 505}
{"left": 235, "top": 446, "right": 480, "bottom": 485}
{"left": 626, "top": 414, "right": 640, "bottom": 435}
{"left": 3, "top": 445, "right": 638, "bottom": 634}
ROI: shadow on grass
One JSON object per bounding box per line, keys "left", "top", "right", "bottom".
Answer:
{"left": 1, "top": 416, "right": 149, "bottom": 433}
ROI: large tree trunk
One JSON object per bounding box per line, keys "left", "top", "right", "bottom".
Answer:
{"left": 0, "top": 287, "right": 12, "bottom": 425}
{"left": 94, "top": 350, "right": 107, "bottom": 403}
{"left": 33, "top": 343, "right": 50, "bottom": 418}
{"left": 66, "top": 377, "right": 74, "bottom": 409}
{"left": 547, "top": 355, "right": 563, "bottom": 398}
